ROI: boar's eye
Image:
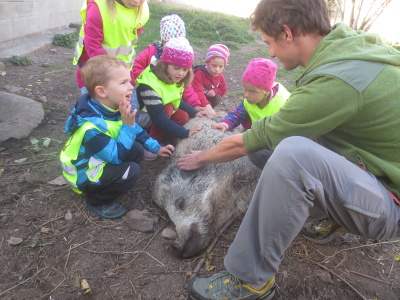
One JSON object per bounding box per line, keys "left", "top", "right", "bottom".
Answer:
{"left": 175, "top": 197, "right": 186, "bottom": 210}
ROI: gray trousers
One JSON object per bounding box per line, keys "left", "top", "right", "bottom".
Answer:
{"left": 225, "top": 136, "right": 400, "bottom": 285}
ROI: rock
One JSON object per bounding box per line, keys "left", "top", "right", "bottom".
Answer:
{"left": 0, "top": 61, "right": 5, "bottom": 72}
{"left": 65, "top": 210, "right": 73, "bottom": 221}
{"left": 40, "top": 227, "right": 50, "bottom": 234}
{"left": 4, "top": 85, "right": 23, "bottom": 93}
{"left": 161, "top": 227, "right": 177, "bottom": 240}
{"left": 0, "top": 92, "right": 44, "bottom": 143}
{"left": 48, "top": 175, "right": 68, "bottom": 186}
{"left": 14, "top": 157, "right": 27, "bottom": 164}
{"left": 48, "top": 120, "right": 57, "bottom": 125}
{"left": 124, "top": 209, "right": 159, "bottom": 233}
{"left": 44, "top": 78, "right": 51, "bottom": 82}
{"left": 49, "top": 48, "right": 57, "bottom": 54}
{"left": 41, "top": 63, "right": 50, "bottom": 68}
{"left": 38, "top": 95, "right": 47, "bottom": 103}
{"left": 0, "top": 71, "right": 6, "bottom": 77}
{"left": 7, "top": 236, "right": 23, "bottom": 246}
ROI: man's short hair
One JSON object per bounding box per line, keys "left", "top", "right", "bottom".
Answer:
{"left": 251, "top": 0, "right": 331, "bottom": 39}
{"left": 81, "top": 55, "right": 127, "bottom": 96}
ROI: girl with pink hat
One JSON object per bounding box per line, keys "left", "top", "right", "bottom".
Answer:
{"left": 213, "top": 58, "right": 290, "bottom": 132}
{"left": 135, "top": 37, "right": 201, "bottom": 144}
{"left": 190, "top": 44, "right": 230, "bottom": 116}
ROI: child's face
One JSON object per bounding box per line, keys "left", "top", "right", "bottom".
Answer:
{"left": 167, "top": 64, "right": 189, "bottom": 83}
{"left": 243, "top": 82, "right": 269, "bottom": 105}
{"left": 120, "top": 0, "right": 144, "bottom": 8}
{"left": 206, "top": 57, "right": 225, "bottom": 77}
{"left": 98, "top": 66, "right": 133, "bottom": 109}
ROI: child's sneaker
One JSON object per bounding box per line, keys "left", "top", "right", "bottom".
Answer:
{"left": 85, "top": 201, "right": 127, "bottom": 219}
{"left": 143, "top": 149, "right": 158, "bottom": 161}
{"left": 189, "top": 271, "right": 276, "bottom": 300}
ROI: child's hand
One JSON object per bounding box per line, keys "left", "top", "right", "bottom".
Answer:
{"left": 205, "top": 104, "right": 216, "bottom": 117}
{"left": 158, "top": 144, "right": 175, "bottom": 157}
{"left": 212, "top": 122, "right": 229, "bottom": 132}
{"left": 189, "top": 124, "right": 202, "bottom": 137}
{"left": 119, "top": 98, "right": 136, "bottom": 125}
{"left": 206, "top": 89, "right": 216, "bottom": 97}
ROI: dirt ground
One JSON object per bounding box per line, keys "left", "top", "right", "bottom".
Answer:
{"left": 0, "top": 43, "right": 400, "bottom": 300}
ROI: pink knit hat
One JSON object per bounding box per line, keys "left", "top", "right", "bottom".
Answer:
{"left": 205, "top": 44, "right": 230, "bottom": 65}
{"left": 242, "top": 58, "right": 277, "bottom": 92}
{"left": 160, "top": 14, "right": 186, "bottom": 43}
{"left": 160, "top": 37, "right": 194, "bottom": 68}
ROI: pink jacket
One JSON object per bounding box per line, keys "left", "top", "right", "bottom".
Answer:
{"left": 192, "top": 65, "right": 227, "bottom": 107}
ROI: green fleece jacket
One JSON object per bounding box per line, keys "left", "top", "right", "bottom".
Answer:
{"left": 243, "top": 24, "right": 400, "bottom": 196}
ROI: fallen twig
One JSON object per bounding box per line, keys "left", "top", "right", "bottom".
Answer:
{"left": 322, "top": 239, "right": 400, "bottom": 263}
{"left": 191, "top": 215, "right": 236, "bottom": 278}
{"left": 40, "top": 268, "right": 67, "bottom": 299}
{"left": 4, "top": 158, "right": 55, "bottom": 167}
{"left": 106, "top": 226, "right": 164, "bottom": 273}
{"left": 64, "top": 240, "right": 91, "bottom": 272}
{"left": 40, "top": 215, "right": 63, "bottom": 228}
{"left": 307, "top": 259, "right": 367, "bottom": 300}
{"left": 81, "top": 248, "right": 165, "bottom": 267}
{"left": 349, "top": 270, "right": 388, "bottom": 285}
{"left": 0, "top": 267, "right": 47, "bottom": 297}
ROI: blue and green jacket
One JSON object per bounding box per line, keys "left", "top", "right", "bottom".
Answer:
{"left": 60, "top": 94, "right": 160, "bottom": 192}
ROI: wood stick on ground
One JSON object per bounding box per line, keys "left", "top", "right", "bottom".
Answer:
{"left": 107, "top": 226, "right": 164, "bottom": 273}
{"left": 322, "top": 239, "right": 400, "bottom": 263}
{"left": 64, "top": 240, "right": 91, "bottom": 272}
{"left": 191, "top": 215, "right": 237, "bottom": 278}
{"left": 40, "top": 268, "right": 67, "bottom": 299}
{"left": 0, "top": 267, "right": 47, "bottom": 297}
{"left": 349, "top": 270, "right": 388, "bottom": 285}
{"left": 307, "top": 259, "right": 367, "bottom": 300}
{"left": 4, "top": 158, "right": 55, "bottom": 167}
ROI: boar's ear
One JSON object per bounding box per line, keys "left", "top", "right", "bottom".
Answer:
{"left": 175, "top": 197, "right": 186, "bottom": 210}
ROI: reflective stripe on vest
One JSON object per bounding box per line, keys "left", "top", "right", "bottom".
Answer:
{"left": 73, "top": 0, "right": 149, "bottom": 67}
{"left": 59, "top": 119, "right": 123, "bottom": 192}
{"left": 243, "top": 83, "right": 290, "bottom": 123}
{"left": 136, "top": 66, "right": 184, "bottom": 109}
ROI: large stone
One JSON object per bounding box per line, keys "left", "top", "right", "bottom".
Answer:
{"left": 0, "top": 91, "right": 44, "bottom": 143}
{"left": 124, "top": 209, "right": 159, "bottom": 233}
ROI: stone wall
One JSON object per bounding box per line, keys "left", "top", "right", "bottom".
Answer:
{"left": 0, "top": 0, "right": 82, "bottom": 44}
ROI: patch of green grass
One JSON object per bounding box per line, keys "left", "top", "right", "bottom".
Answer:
{"left": 8, "top": 55, "right": 32, "bottom": 66}
{"left": 52, "top": 31, "right": 79, "bottom": 48}
{"left": 137, "top": 2, "right": 255, "bottom": 51}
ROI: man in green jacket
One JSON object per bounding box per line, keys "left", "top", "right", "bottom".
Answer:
{"left": 178, "top": 0, "right": 400, "bottom": 299}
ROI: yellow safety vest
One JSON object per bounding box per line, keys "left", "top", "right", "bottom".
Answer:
{"left": 243, "top": 83, "right": 290, "bottom": 123}
{"left": 73, "top": 0, "right": 149, "bottom": 68}
{"left": 136, "top": 66, "right": 184, "bottom": 110}
{"left": 60, "top": 119, "right": 122, "bottom": 193}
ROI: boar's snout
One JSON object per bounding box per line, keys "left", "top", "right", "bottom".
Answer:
{"left": 172, "top": 223, "right": 207, "bottom": 258}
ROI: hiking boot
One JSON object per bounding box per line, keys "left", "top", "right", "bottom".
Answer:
{"left": 302, "top": 217, "right": 341, "bottom": 244}
{"left": 188, "top": 271, "right": 276, "bottom": 300}
{"left": 85, "top": 201, "right": 127, "bottom": 219}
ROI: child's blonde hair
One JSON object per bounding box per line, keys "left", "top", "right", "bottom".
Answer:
{"left": 152, "top": 61, "right": 193, "bottom": 88}
{"left": 81, "top": 55, "right": 127, "bottom": 96}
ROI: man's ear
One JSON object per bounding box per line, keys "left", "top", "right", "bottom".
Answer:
{"left": 282, "top": 24, "right": 295, "bottom": 42}
{"left": 94, "top": 85, "right": 107, "bottom": 98}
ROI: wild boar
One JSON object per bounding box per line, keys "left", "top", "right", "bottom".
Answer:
{"left": 153, "top": 117, "right": 261, "bottom": 258}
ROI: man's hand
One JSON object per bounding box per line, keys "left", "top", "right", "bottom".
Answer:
{"left": 120, "top": 98, "right": 136, "bottom": 125}
{"left": 158, "top": 144, "right": 175, "bottom": 157}
{"left": 212, "top": 122, "right": 229, "bottom": 132}
{"left": 177, "top": 151, "right": 205, "bottom": 170}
